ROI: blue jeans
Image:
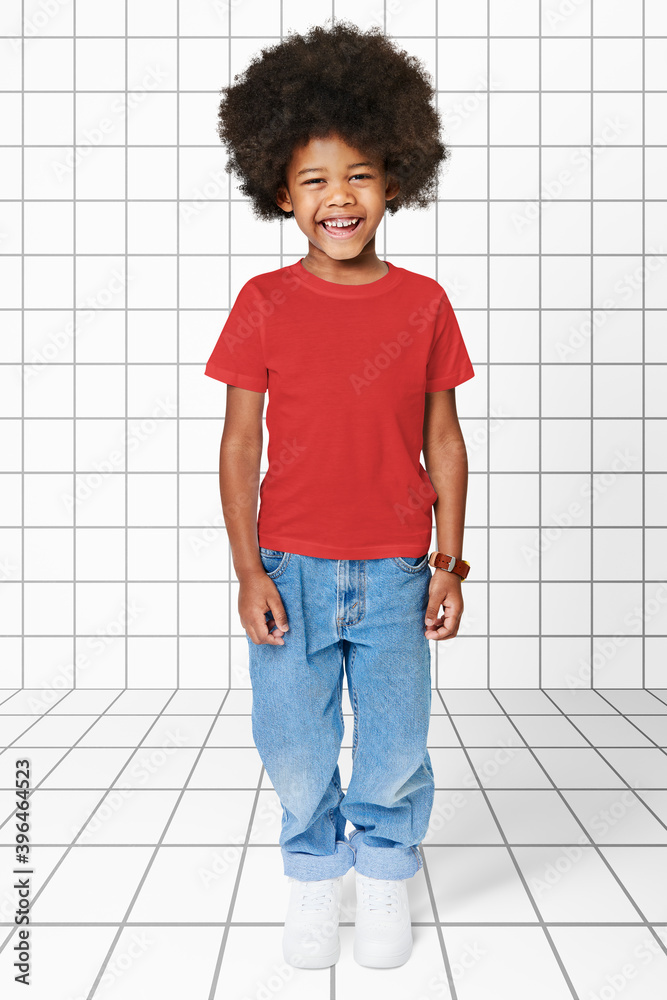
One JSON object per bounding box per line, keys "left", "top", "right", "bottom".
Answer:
{"left": 246, "top": 549, "right": 435, "bottom": 881}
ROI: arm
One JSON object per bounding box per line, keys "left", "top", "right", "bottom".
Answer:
{"left": 422, "top": 387, "right": 469, "bottom": 640}
{"left": 220, "top": 385, "right": 289, "bottom": 645}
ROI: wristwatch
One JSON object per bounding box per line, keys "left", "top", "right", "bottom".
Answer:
{"left": 428, "top": 551, "right": 470, "bottom": 581}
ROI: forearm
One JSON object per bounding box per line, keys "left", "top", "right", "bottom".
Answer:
{"left": 219, "top": 436, "right": 264, "bottom": 580}
{"left": 423, "top": 437, "right": 469, "bottom": 559}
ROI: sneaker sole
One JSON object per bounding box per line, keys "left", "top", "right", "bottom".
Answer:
{"left": 353, "top": 932, "right": 413, "bottom": 969}
{"left": 283, "top": 937, "right": 340, "bottom": 969}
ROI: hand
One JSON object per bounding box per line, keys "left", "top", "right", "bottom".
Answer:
{"left": 239, "top": 570, "right": 290, "bottom": 645}
{"left": 424, "top": 570, "right": 463, "bottom": 640}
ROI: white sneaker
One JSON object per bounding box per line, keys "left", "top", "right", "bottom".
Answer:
{"left": 282, "top": 875, "right": 344, "bottom": 969}
{"left": 353, "top": 872, "right": 413, "bottom": 968}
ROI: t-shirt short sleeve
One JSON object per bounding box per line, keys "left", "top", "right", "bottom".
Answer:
{"left": 204, "top": 279, "right": 268, "bottom": 393}
{"left": 425, "top": 289, "right": 475, "bottom": 392}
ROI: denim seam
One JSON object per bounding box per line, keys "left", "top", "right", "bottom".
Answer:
{"left": 336, "top": 562, "right": 367, "bottom": 626}
{"left": 392, "top": 554, "right": 429, "bottom": 574}
{"left": 265, "top": 551, "right": 292, "bottom": 580}
{"left": 336, "top": 641, "right": 345, "bottom": 732}
{"left": 348, "top": 642, "right": 359, "bottom": 759}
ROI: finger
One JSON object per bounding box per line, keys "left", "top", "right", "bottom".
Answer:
{"left": 266, "top": 617, "right": 286, "bottom": 637}
{"left": 424, "top": 604, "right": 442, "bottom": 627}
{"left": 246, "top": 619, "right": 285, "bottom": 646}
{"left": 426, "top": 627, "right": 455, "bottom": 640}
{"left": 424, "top": 610, "right": 460, "bottom": 638}
{"left": 266, "top": 594, "right": 289, "bottom": 633}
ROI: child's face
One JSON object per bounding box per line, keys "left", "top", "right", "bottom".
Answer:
{"left": 276, "top": 133, "right": 399, "bottom": 260}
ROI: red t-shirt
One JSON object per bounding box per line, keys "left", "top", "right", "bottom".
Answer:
{"left": 204, "top": 258, "right": 474, "bottom": 559}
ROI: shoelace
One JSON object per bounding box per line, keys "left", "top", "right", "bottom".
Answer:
{"left": 293, "top": 879, "right": 336, "bottom": 912}
{"left": 359, "top": 877, "right": 399, "bottom": 914}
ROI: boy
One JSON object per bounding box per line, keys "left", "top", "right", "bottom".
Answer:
{"left": 205, "top": 22, "right": 474, "bottom": 970}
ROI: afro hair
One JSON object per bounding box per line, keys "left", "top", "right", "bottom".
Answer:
{"left": 216, "top": 19, "right": 448, "bottom": 222}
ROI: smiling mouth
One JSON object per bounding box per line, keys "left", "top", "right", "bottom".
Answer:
{"left": 318, "top": 218, "right": 363, "bottom": 238}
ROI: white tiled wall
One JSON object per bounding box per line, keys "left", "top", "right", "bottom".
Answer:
{"left": 0, "top": 1, "right": 665, "bottom": 689}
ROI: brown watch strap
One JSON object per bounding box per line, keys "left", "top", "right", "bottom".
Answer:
{"left": 428, "top": 551, "right": 470, "bottom": 581}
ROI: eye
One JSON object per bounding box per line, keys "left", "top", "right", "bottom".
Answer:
{"left": 304, "top": 174, "right": 373, "bottom": 185}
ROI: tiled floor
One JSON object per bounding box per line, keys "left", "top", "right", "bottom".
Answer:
{"left": 1, "top": 686, "right": 666, "bottom": 999}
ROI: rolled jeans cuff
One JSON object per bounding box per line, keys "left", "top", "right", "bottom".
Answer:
{"left": 349, "top": 828, "right": 423, "bottom": 880}
{"left": 282, "top": 836, "right": 356, "bottom": 880}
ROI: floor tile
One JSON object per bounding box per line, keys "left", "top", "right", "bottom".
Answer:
{"left": 509, "top": 715, "right": 589, "bottom": 748}
{"left": 486, "top": 789, "right": 591, "bottom": 844}
{"left": 422, "top": 789, "right": 504, "bottom": 845}
{"left": 138, "top": 713, "right": 214, "bottom": 748}
{"left": 337, "top": 924, "right": 447, "bottom": 997}
{"left": 207, "top": 714, "right": 256, "bottom": 747}
{"left": 513, "top": 846, "right": 641, "bottom": 921}
{"left": 451, "top": 714, "right": 526, "bottom": 747}
{"left": 31, "top": 845, "right": 154, "bottom": 921}
{"left": 101, "top": 925, "right": 223, "bottom": 999}
{"left": 597, "top": 748, "right": 667, "bottom": 788}
{"left": 600, "top": 846, "right": 667, "bottom": 921}
{"left": 602, "top": 690, "right": 667, "bottom": 714}
{"left": 2, "top": 685, "right": 664, "bottom": 999}
{"left": 562, "top": 790, "right": 667, "bottom": 844}
{"left": 546, "top": 688, "right": 619, "bottom": 715}
{"left": 104, "top": 690, "right": 176, "bottom": 714}
{"left": 426, "top": 845, "right": 538, "bottom": 922}
{"left": 0, "top": 789, "right": 108, "bottom": 845}
{"left": 465, "top": 747, "right": 554, "bottom": 788}
{"left": 128, "top": 844, "right": 238, "bottom": 922}
{"left": 493, "top": 689, "right": 563, "bottom": 714}
{"left": 189, "top": 747, "right": 263, "bottom": 789}
{"left": 163, "top": 788, "right": 256, "bottom": 844}
{"left": 570, "top": 715, "right": 656, "bottom": 747}
{"left": 39, "top": 746, "right": 135, "bottom": 789}
{"left": 439, "top": 690, "right": 503, "bottom": 714}
{"left": 548, "top": 925, "right": 667, "bottom": 1000}
{"left": 75, "top": 789, "right": 181, "bottom": 845}
{"left": 0, "top": 926, "right": 120, "bottom": 1000}
{"left": 441, "top": 925, "right": 574, "bottom": 999}
{"left": 217, "top": 926, "right": 331, "bottom": 999}
{"left": 532, "top": 747, "right": 628, "bottom": 788}
{"left": 113, "top": 746, "right": 200, "bottom": 790}
{"left": 626, "top": 715, "right": 667, "bottom": 746}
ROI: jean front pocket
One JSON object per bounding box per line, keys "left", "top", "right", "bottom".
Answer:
{"left": 391, "top": 554, "right": 430, "bottom": 574}
{"left": 259, "top": 547, "right": 290, "bottom": 579}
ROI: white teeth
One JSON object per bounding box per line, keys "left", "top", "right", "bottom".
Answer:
{"left": 322, "top": 218, "right": 359, "bottom": 228}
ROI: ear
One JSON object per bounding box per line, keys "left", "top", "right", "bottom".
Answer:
{"left": 275, "top": 184, "right": 292, "bottom": 213}
{"left": 385, "top": 174, "right": 400, "bottom": 202}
